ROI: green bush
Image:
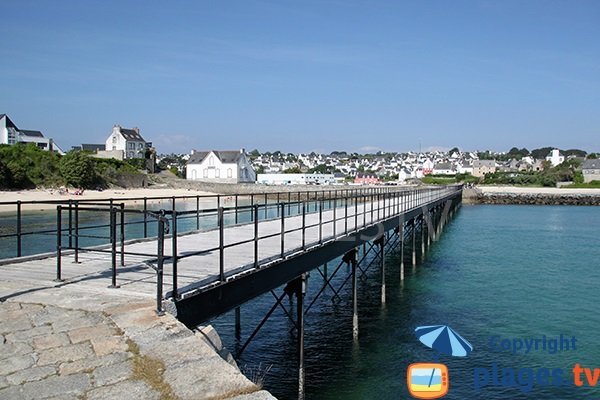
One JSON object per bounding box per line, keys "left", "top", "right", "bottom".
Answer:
{"left": 59, "top": 151, "right": 97, "bottom": 188}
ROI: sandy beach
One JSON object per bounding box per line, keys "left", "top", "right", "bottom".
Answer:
{"left": 0, "top": 188, "right": 218, "bottom": 212}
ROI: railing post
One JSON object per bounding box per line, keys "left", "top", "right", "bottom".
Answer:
{"left": 156, "top": 217, "right": 165, "bottom": 315}
{"left": 319, "top": 200, "right": 323, "bottom": 244}
{"left": 333, "top": 197, "right": 337, "bottom": 238}
{"left": 109, "top": 207, "right": 119, "bottom": 288}
{"left": 74, "top": 202, "right": 79, "bottom": 263}
{"left": 281, "top": 203, "right": 285, "bottom": 258}
{"left": 276, "top": 193, "right": 281, "bottom": 217}
{"left": 219, "top": 207, "right": 225, "bottom": 282}
{"left": 264, "top": 193, "right": 268, "bottom": 219}
{"left": 120, "top": 203, "right": 125, "bottom": 266}
{"left": 235, "top": 195, "right": 239, "bottom": 224}
{"left": 302, "top": 201, "right": 306, "bottom": 249}
{"left": 250, "top": 194, "right": 254, "bottom": 222}
{"left": 344, "top": 197, "right": 348, "bottom": 235}
{"left": 144, "top": 197, "right": 148, "bottom": 238}
{"left": 55, "top": 205, "right": 63, "bottom": 282}
{"left": 196, "top": 196, "right": 200, "bottom": 230}
{"left": 16, "top": 200, "right": 22, "bottom": 257}
{"left": 254, "top": 205, "right": 259, "bottom": 268}
{"left": 68, "top": 200, "right": 73, "bottom": 249}
{"left": 172, "top": 207, "right": 178, "bottom": 299}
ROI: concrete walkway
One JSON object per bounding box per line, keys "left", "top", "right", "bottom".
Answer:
{"left": 0, "top": 281, "right": 275, "bottom": 400}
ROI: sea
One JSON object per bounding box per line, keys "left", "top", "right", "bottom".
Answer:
{"left": 210, "top": 204, "right": 600, "bottom": 399}
{"left": 2, "top": 203, "right": 599, "bottom": 399}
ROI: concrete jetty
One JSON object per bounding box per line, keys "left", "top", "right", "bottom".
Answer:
{"left": 0, "top": 281, "right": 275, "bottom": 400}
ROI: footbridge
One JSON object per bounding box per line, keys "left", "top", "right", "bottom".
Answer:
{"left": 0, "top": 185, "right": 462, "bottom": 398}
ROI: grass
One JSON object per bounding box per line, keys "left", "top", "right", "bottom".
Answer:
{"left": 127, "top": 339, "right": 179, "bottom": 400}
{"left": 561, "top": 181, "right": 600, "bottom": 188}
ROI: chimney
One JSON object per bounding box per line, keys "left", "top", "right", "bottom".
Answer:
{"left": 133, "top": 127, "right": 140, "bottom": 134}
{"left": 240, "top": 148, "right": 245, "bottom": 154}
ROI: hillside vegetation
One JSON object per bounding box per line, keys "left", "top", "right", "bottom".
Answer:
{"left": 0, "top": 144, "right": 144, "bottom": 189}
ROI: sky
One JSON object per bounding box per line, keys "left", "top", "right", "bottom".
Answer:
{"left": 1, "top": 0, "right": 599, "bottom": 154}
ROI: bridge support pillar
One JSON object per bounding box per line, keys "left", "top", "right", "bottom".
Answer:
{"left": 412, "top": 219, "right": 417, "bottom": 267}
{"left": 400, "top": 224, "right": 405, "bottom": 281}
{"left": 350, "top": 250, "right": 359, "bottom": 341}
{"left": 235, "top": 307, "right": 241, "bottom": 340}
{"left": 421, "top": 216, "right": 425, "bottom": 258}
{"left": 297, "top": 273, "right": 307, "bottom": 400}
{"left": 377, "top": 235, "right": 386, "bottom": 305}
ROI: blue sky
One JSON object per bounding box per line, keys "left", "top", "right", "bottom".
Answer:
{"left": 1, "top": 1, "right": 599, "bottom": 154}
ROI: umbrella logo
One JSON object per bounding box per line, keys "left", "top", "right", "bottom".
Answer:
{"left": 415, "top": 325, "right": 473, "bottom": 357}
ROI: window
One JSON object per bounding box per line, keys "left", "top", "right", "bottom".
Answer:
{"left": 203, "top": 168, "right": 208, "bottom": 178}
{"left": 138, "top": 143, "right": 143, "bottom": 149}
{"left": 227, "top": 168, "right": 232, "bottom": 178}
{"left": 209, "top": 156, "right": 214, "bottom": 166}
{"left": 112, "top": 136, "right": 117, "bottom": 143}
{"left": 216, "top": 169, "right": 220, "bottom": 178}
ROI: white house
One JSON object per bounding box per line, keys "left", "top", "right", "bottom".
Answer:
{"left": 582, "top": 159, "right": 600, "bottom": 183}
{"left": 457, "top": 161, "right": 473, "bottom": 175}
{"left": 257, "top": 173, "right": 334, "bottom": 185}
{"left": 432, "top": 162, "right": 456, "bottom": 176}
{"left": 105, "top": 125, "right": 150, "bottom": 159}
{"left": 546, "top": 149, "right": 565, "bottom": 167}
{"left": 186, "top": 149, "right": 256, "bottom": 183}
{"left": 0, "top": 114, "right": 63, "bottom": 153}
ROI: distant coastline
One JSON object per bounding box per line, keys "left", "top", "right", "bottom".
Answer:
{"left": 464, "top": 186, "right": 600, "bottom": 206}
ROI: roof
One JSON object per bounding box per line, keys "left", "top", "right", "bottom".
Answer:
{"left": 117, "top": 127, "right": 146, "bottom": 142}
{"left": 19, "top": 130, "right": 44, "bottom": 138}
{"left": 187, "top": 150, "right": 243, "bottom": 165}
{"left": 0, "top": 114, "right": 18, "bottom": 129}
{"left": 582, "top": 159, "right": 600, "bottom": 170}
{"left": 473, "top": 160, "right": 496, "bottom": 167}
{"left": 433, "top": 162, "right": 453, "bottom": 170}
{"left": 81, "top": 143, "right": 105, "bottom": 151}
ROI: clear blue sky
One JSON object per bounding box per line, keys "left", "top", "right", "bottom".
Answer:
{"left": 1, "top": 1, "right": 599, "bottom": 154}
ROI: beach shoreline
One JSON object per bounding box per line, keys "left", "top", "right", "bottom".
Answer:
{"left": 0, "top": 187, "right": 219, "bottom": 212}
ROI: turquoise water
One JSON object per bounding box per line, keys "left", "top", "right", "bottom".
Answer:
{"left": 211, "top": 205, "right": 600, "bottom": 399}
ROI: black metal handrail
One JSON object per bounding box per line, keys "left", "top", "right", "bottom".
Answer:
{"left": 0, "top": 186, "right": 409, "bottom": 259}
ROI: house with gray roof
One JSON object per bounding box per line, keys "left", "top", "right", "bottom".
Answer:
{"left": 186, "top": 149, "right": 256, "bottom": 183}
{"left": 582, "top": 159, "right": 600, "bottom": 183}
{"left": 0, "top": 114, "right": 63, "bottom": 153}
{"left": 472, "top": 160, "right": 497, "bottom": 177}
{"left": 105, "top": 125, "right": 150, "bottom": 159}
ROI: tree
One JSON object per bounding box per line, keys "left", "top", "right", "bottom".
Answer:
{"left": 449, "top": 147, "right": 460, "bottom": 155}
{"left": 59, "top": 151, "right": 97, "bottom": 188}
{"left": 588, "top": 153, "right": 598, "bottom": 159}
{"left": 282, "top": 166, "right": 302, "bottom": 173}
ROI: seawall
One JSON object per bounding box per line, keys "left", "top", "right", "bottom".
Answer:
{"left": 463, "top": 187, "right": 600, "bottom": 206}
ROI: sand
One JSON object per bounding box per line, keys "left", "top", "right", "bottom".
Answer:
{"left": 0, "top": 188, "right": 218, "bottom": 212}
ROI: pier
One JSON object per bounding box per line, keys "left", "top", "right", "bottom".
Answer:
{"left": 0, "top": 185, "right": 462, "bottom": 398}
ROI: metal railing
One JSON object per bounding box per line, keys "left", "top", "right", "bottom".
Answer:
{"left": 4, "top": 185, "right": 462, "bottom": 314}
{"left": 0, "top": 187, "right": 404, "bottom": 259}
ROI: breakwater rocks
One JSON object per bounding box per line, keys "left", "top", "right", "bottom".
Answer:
{"left": 463, "top": 188, "right": 600, "bottom": 206}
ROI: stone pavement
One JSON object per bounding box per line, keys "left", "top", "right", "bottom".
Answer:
{"left": 0, "top": 281, "right": 276, "bottom": 400}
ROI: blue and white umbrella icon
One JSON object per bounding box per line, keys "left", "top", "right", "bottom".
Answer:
{"left": 415, "top": 325, "right": 473, "bottom": 357}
